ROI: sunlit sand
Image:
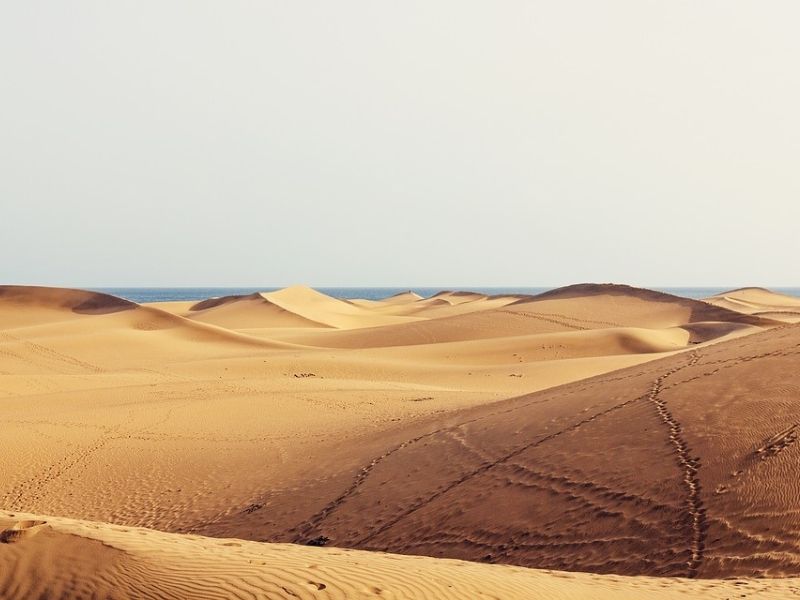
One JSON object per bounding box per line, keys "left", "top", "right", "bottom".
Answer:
{"left": 2, "top": 284, "right": 799, "bottom": 598}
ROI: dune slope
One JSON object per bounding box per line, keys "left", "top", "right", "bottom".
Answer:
{"left": 201, "top": 323, "right": 800, "bottom": 579}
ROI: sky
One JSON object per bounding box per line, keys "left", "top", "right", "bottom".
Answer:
{"left": 1, "top": 1, "right": 798, "bottom": 287}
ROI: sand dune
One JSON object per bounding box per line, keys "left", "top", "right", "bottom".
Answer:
{"left": 1, "top": 283, "right": 797, "bottom": 597}
{"left": 0, "top": 285, "right": 136, "bottom": 328}
{"left": 507, "top": 284, "right": 773, "bottom": 328}
{"left": 269, "top": 284, "right": 770, "bottom": 349}
{"left": 262, "top": 286, "right": 424, "bottom": 329}
{"left": 2, "top": 511, "right": 798, "bottom": 600}
{"left": 431, "top": 290, "right": 490, "bottom": 304}
{"left": 199, "top": 321, "right": 800, "bottom": 579}
{"left": 706, "top": 287, "right": 800, "bottom": 323}
{"left": 0, "top": 286, "right": 287, "bottom": 369}
{"left": 361, "top": 326, "right": 693, "bottom": 365}
{"left": 187, "top": 292, "right": 331, "bottom": 329}
{"left": 344, "top": 295, "right": 521, "bottom": 321}
{"left": 156, "top": 286, "right": 429, "bottom": 330}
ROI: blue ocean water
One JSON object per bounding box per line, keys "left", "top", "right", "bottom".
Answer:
{"left": 94, "top": 286, "right": 800, "bottom": 303}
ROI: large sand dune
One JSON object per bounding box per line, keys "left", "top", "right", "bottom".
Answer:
{"left": 205, "top": 323, "right": 800, "bottom": 579}
{"left": 1, "top": 283, "right": 797, "bottom": 597}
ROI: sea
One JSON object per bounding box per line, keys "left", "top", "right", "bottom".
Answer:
{"left": 94, "top": 287, "right": 800, "bottom": 303}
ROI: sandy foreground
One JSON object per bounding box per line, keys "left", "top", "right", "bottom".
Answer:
{"left": 2, "top": 510, "right": 799, "bottom": 600}
{"left": 1, "top": 283, "right": 799, "bottom": 598}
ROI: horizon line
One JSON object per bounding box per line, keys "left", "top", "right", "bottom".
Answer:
{"left": 4, "top": 283, "right": 798, "bottom": 289}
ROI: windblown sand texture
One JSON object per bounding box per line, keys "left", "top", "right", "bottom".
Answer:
{"left": 1, "top": 283, "right": 798, "bottom": 598}
{"left": 3, "top": 511, "right": 799, "bottom": 600}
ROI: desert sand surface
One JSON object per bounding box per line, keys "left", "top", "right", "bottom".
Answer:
{"left": 197, "top": 317, "right": 800, "bottom": 580}
{"left": 3, "top": 511, "right": 799, "bottom": 600}
{"left": 1, "top": 283, "right": 798, "bottom": 598}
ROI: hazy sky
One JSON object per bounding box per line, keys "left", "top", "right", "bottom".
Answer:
{"left": 2, "top": 2, "right": 798, "bottom": 287}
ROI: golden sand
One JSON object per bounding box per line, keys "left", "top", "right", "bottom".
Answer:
{"left": 1, "top": 284, "right": 797, "bottom": 598}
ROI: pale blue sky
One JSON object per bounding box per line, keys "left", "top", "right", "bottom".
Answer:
{"left": 2, "top": 2, "right": 798, "bottom": 287}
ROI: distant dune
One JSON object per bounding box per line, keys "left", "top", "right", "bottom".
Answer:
{"left": 187, "top": 292, "right": 332, "bottom": 329}
{"left": 705, "top": 287, "right": 800, "bottom": 323}
{"left": 269, "top": 283, "right": 772, "bottom": 348}
{"left": 0, "top": 285, "right": 137, "bottom": 327}
{"left": 1, "top": 283, "right": 798, "bottom": 597}
{"left": 380, "top": 290, "right": 425, "bottom": 305}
